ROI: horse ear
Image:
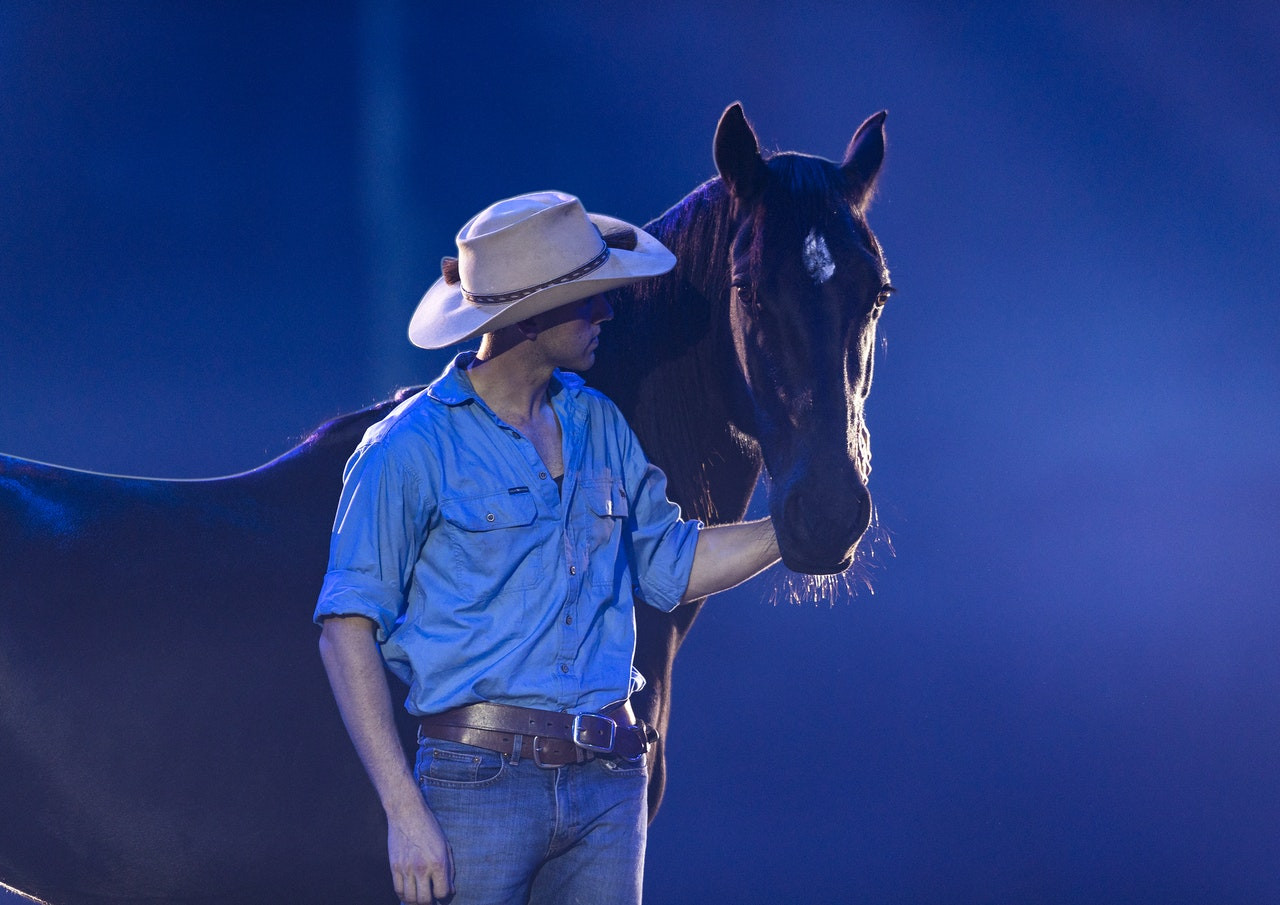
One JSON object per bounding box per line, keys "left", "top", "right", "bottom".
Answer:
{"left": 714, "top": 102, "right": 768, "bottom": 201}
{"left": 841, "top": 110, "right": 887, "bottom": 210}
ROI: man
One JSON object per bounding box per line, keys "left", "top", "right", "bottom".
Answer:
{"left": 315, "top": 191, "right": 779, "bottom": 905}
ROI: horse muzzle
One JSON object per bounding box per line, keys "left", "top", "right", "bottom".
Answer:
{"left": 772, "top": 480, "right": 872, "bottom": 575}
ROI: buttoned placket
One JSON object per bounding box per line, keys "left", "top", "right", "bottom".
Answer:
{"left": 478, "top": 382, "right": 589, "bottom": 706}
{"left": 551, "top": 394, "right": 590, "bottom": 703}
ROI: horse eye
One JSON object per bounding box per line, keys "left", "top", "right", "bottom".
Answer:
{"left": 875, "top": 285, "right": 897, "bottom": 308}
{"left": 733, "top": 282, "right": 760, "bottom": 310}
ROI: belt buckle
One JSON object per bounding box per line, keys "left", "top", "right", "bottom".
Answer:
{"left": 571, "top": 712, "right": 617, "bottom": 754}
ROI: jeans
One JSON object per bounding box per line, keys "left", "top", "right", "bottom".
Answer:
{"left": 414, "top": 735, "right": 649, "bottom": 905}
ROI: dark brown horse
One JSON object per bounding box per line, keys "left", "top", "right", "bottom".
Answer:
{"left": 0, "top": 103, "right": 890, "bottom": 904}
{"left": 597, "top": 102, "right": 892, "bottom": 813}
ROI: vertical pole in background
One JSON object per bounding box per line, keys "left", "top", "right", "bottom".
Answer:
{"left": 358, "top": 0, "right": 420, "bottom": 398}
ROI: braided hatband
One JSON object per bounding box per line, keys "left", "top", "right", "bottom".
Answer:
{"left": 461, "top": 244, "right": 610, "bottom": 306}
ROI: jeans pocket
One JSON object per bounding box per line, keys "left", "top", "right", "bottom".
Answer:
{"left": 415, "top": 738, "right": 507, "bottom": 788}
{"left": 598, "top": 753, "right": 648, "bottom": 777}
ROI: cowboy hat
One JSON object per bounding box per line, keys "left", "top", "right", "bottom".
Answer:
{"left": 408, "top": 191, "right": 676, "bottom": 349}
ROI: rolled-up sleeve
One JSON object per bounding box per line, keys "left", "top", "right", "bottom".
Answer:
{"left": 313, "top": 439, "right": 429, "bottom": 641}
{"left": 619, "top": 425, "right": 702, "bottom": 613}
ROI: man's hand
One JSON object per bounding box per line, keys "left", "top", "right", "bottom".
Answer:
{"left": 388, "top": 795, "right": 454, "bottom": 904}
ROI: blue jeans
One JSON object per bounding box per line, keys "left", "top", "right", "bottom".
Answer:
{"left": 414, "top": 735, "right": 649, "bottom": 905}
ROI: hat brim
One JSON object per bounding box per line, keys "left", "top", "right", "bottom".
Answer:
{"left": 408, "top": 213, "right": 675, "bottom": 350}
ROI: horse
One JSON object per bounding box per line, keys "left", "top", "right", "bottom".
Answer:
{"left": 598, "top": 102, "right": 892, "bottom": 813}
{"left": 0, "top": 102, "right": 890, "bottom": 904}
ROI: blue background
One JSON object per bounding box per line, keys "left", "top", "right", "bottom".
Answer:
{"left": 3, "top": 2, "right": 1278, "bottom": 902}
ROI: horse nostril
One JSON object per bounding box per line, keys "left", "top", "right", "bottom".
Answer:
{"left": 783, "top": 485, "right": 870, "bottom": 545}
{"left": 783, "top": 489, "right": 830, "bottom": 544}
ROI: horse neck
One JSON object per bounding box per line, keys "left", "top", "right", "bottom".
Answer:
{"left": 593, "top": 181, "right": 760, "bottom": 523}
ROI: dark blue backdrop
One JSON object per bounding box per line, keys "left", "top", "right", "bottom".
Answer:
{"left": 3, "top": 2, "right": 1278, "bottom": 902}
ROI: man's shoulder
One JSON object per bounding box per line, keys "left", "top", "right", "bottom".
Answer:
{"left": 575, "top": 382, "right": 617, "bottom": 410}
{"left": 361, "top": 386, "right": 457, "bottom": 449}
{"left": 562, "top": 373, "right": 623, "bottom": 417}
{"left": 577, "top": 382, "right": 639, "bottom": 433}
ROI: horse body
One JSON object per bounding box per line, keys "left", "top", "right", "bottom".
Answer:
{"left": 1, "top": 402, "right": 414, "bottom": 903}
{"left": 0, "top": 104, "right": 889, "bottom": 903}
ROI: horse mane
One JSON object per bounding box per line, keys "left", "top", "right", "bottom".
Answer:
{"left": 645, "top": 176, "right": 735, "bottom": 306}
{"left": 597, "top": 177, "right": 750, "bottom": 524}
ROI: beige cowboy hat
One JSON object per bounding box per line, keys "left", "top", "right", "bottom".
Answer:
{"left": 408, "top": 190, "right": 676, "bottom": 349}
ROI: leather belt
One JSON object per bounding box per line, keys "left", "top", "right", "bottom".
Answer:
{"left": 418, "top": 700, "right": 654, "bottom": 768}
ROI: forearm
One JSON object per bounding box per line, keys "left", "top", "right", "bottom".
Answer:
{"left": 317, "top": 616, "right": 421, "bottom": 817}
{"left": 681, "top": 516, "right": 780, "bottom": 603}
{"left": 319, "top": 615, "right": 454, "bottom": 902}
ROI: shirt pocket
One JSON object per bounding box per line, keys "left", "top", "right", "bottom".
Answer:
{"left": 581, "top": 478, "right": 629, "bottom": 589}
{"left": 440, "top": 489, "right": 543, "bottom": 597}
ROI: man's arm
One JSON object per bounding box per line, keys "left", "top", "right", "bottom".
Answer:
{"left": 681, "top": 516, "right": 780, "bottom": 603}
{"left": 318, "top": 615, "right": 453, "bottom": 905}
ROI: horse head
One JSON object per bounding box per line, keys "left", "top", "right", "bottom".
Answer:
{"left": 714, "top": 103, "right": 892, "bottom": 575}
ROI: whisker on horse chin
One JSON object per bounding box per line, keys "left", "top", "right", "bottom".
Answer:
{"left": 764, "top": 502, "right": 894, "bottom": 606}
{"left": 727, "top": 422, "right": 761, "bottom": 461}
{"left": 766, "top": 569, "right": 859, "bottom": 607}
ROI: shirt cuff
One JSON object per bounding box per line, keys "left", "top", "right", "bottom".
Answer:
{"left": 640, "top": 518, "right": 703, "bottom": 612}
{"left": 313, "top": 569, "right": 404, "bottom": 642}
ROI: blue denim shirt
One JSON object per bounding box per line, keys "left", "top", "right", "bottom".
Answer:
{"left": 314, "top": 354, "right": 702, "bottom": 716}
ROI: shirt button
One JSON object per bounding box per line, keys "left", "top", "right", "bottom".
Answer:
{"left": 485, "top": 513, "right": 495, "bottom": 522}
{"left": 569, "top": 566, "right": 577, "bottom": 575}
{"left": 565, "top": 615, "right": 573, "bottom": 625}
{"left": 560, "top": 663, "right": 569, "bottom": 674}
{"left": 539, "top": 471, "right": 548, "bottom": 479}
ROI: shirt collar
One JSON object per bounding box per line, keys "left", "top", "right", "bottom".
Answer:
{"left": 426, "top": 352, "right": 585, "bottom": 406}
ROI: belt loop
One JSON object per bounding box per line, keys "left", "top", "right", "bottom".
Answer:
{"left": 510, "top": 734, "right": 523, "bottom": 766}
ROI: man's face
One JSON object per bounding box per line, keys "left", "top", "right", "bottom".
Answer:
{"left": 530, "top": 293, "right": 614, "bottom": 371}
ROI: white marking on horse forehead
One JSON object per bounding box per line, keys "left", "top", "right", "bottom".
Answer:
{"left": 802, "top": 229, "right": 835, "bottom": 284}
